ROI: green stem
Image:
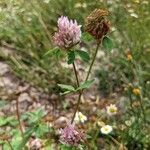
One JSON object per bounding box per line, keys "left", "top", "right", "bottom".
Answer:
{"left": 71, "top": 62, "right": 81, "bottom": 124}
{"left": 73, "top": 62, "right": 80, "bottom": 87}
{"left": 85, "top": 41, "right": 101, "bottom": 81}
{"left": 139, "top": 95, "right": 146, "bottom": 123}
{"left": 132, "top": 60, "right": 146, "bottom": 123}
{"left": 71, "top": 92, "right": 82, "bottom": 124}
{"left": 71, "top": 40, "right": 101, "bottom": 124}
{"left": 128, "top": 91, "right": 136, "bottom": 115}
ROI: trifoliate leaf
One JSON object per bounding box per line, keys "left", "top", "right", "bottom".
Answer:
{"left": 67, "top": 51, "right": 75, "bottom": 64}
{"left": 102, "top": 36, "right": 113, "bottom": 52}
{"left": 58, "top": 84, "right": 75, "bottom": 92}
{"left": 76, "top": 50, "right": 90, "bottom": 62}
{"left": 44, "top": 48, "right": 61, "bottom": 59}
{"left": 77, "top": 79, "right": 94, "bottom": 90}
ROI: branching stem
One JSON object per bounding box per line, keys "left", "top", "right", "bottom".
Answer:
{"left": 71, "top": 40, "right": 101, "bottom": 124}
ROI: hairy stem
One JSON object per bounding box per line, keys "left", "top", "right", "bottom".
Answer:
{"left": 71, "top": 40, "right": 101, "bottom": 124}
{"left": 71, "top": 62, "right": 81, "bottom": 124}
{"left": 71, "top": 92, "right": 82, "bottom": 124}
{"left": 85, "top": 40, "right": 101, "bottom": 81}
{"left": 73, "top": 62, "right": 80, "bottom": 87}
{"left": 16, "top": 98, "right": 24, "bottom": 138}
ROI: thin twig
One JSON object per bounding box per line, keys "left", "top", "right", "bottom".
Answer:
{"left": 0, "top": 75, "right": 8, "bottom": 95}
{"left": 109, "top": 135, "right": 120, "bottom": 146}
{"left": 16, "top": 98, "right": 24, "bottom": 138}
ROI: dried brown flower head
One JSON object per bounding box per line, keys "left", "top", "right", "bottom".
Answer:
{"left": 85, "top": 9, "right": 110, "bottom": 40}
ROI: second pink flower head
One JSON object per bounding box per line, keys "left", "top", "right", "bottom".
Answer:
{"left": 60, "top": 123, "right": 84, "bottom": 146}
{"left": 53, "top": 16, "right": 82, "bottom": 50}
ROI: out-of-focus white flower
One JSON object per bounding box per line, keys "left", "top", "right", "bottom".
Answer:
{"left": 106, "top": 104, "right": 118, "bottom": 115}
{"left": 128, "top": 9, "right": 134, "bottom": 13}
{"left": 82, "top": 3, "right": 87, "bottom": 8}
{"left": 130, "top": 13, "right": 138, "bottom": 18}
{"left": 43, "top": 0, "right": 50, "bottom": 3}
{"left": 75, "top": 3, "right": 87, "bottom": 8}
{"left": 142, "top": 0, "right": 149, "bottom": 4}
{"left": 74, "top": 112, "right": 87, "bottom": 123}
{"left": 27, "top": 17, "right": 32, "bottom": 22}
{"left": 100, "top": 125, "right": 113, "bottom": 135}
{"left": 75, "top": 3, "right": 82, "bottom": 8}
{"left": 29, "top": 138, "right": 42, "bottom": 149}
{"left": 133, "top": 0, "right": 140, "bottom": 3}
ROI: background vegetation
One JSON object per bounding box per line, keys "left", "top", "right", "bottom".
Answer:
{"left": 0, "top": 0, "right": 150, "bottom": 93}
{"left": 0, "top": 0, "right": 150, "bottom": 149}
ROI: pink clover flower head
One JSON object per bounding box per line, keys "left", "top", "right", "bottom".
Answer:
{"left": 60, "top": 123, "right": 84, "bottom": 146}
{"left": 53, "top": 16, "right": 82, "bottom": 50}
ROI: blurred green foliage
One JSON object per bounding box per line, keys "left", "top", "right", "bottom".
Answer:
{"left": 0, "top": 0, "right": 149, "bottom": 94}
{"left": 0, "top": 1, "right": 150, "bottom": 148}
{"left": 97, "top": 0, "right": 150, "bottom": 96}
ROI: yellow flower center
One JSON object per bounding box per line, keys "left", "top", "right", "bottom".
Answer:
{"left": 110, "top": 108, "right": 116, "bottom": 113}
{"left": 104, "top": 127, "right": 109, "bottom": 131}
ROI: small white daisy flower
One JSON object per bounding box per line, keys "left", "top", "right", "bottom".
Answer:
{"left": 130, "top": 13, "right": 138, "bottom": 18}
{"left": 43, "top": 0, "right": 50, "bottom": 4}
{"left": 74, "top": 112, "right": 87, "bottom": 123}
{"left": 106, "top": 104, "right": 118, "bottom": 116}
{"left": 100, "top": 125, "right": 113, "bottom": 135}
